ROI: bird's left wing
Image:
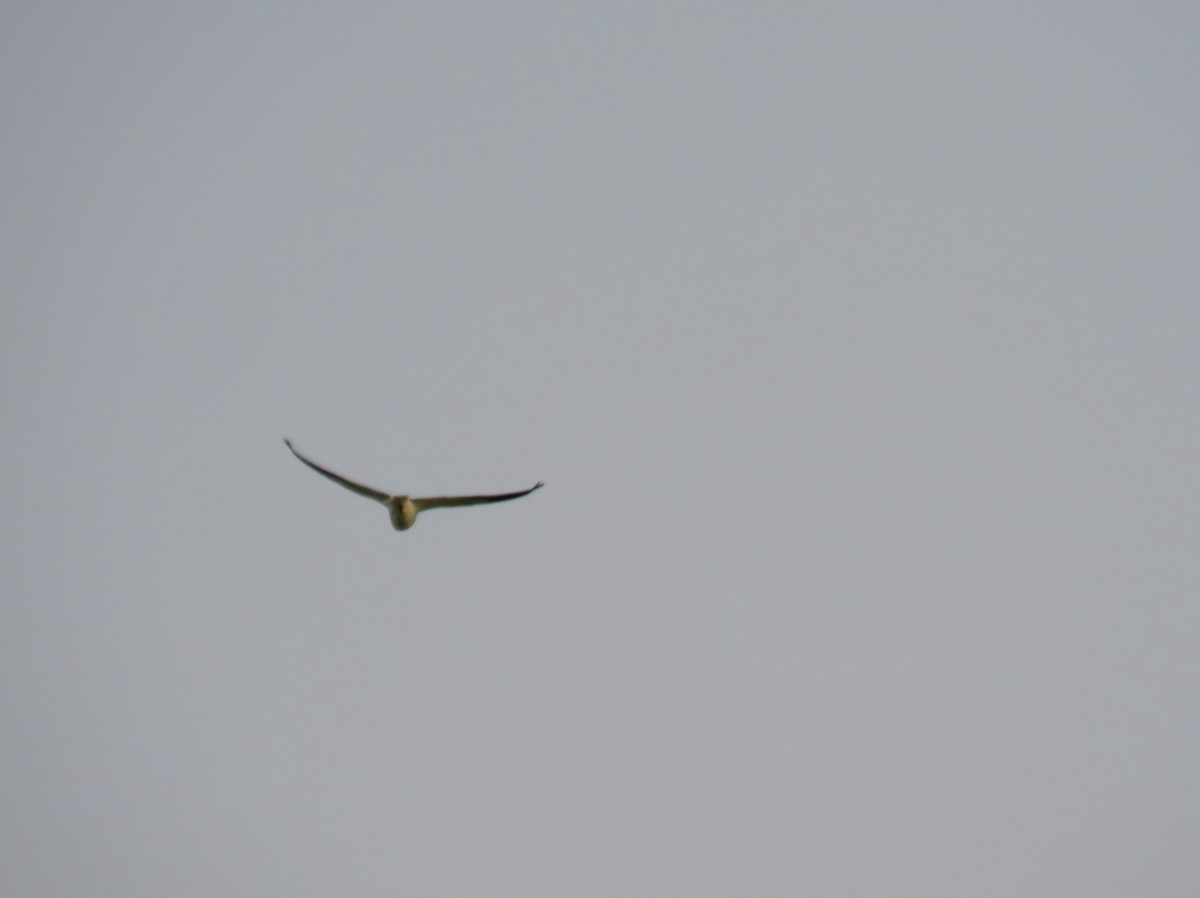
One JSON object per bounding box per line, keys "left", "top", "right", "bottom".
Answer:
{"left": 283, "top": 439, "right": 392, "bottom": 503}
{"left": 413, "top": 482, "right": 544, "bottom": 511}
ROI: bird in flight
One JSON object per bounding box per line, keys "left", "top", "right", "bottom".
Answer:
{"left": 284, "top": 438, "right": 544, "bottom": 531}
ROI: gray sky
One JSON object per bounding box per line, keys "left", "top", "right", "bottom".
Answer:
{"left": 4, "top": 3, "right": 1198, "bottom": 896}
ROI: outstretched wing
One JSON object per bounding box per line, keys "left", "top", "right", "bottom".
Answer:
{"left": 283, "top": 439, "right": 391, "bottom": 503}
{"left": 413, "top": 482, "right": 544, "bottom": 512}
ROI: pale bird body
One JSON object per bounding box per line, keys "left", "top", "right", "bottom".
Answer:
{"left": 284, "top": 439, "right": 543, "bottom": 531}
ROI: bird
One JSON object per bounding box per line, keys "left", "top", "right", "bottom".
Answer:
{"left": 283, "top": 438, "right": 543, "bottom": 531}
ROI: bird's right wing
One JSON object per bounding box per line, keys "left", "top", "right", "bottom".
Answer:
{"left": 283, "top": 439, "right": 391, "bottom": 503}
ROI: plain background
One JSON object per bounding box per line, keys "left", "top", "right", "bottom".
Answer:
{"left": 3, "top": 3, "right": 1198, "bottom": 896}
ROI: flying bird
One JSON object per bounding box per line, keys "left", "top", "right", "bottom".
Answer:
{"left": 284, "top": 438, "right": 543, "bottom": 531}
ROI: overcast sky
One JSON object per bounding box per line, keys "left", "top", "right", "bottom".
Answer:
{"left": 4, "top": 3, "right": 1199, "bottom": 896}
